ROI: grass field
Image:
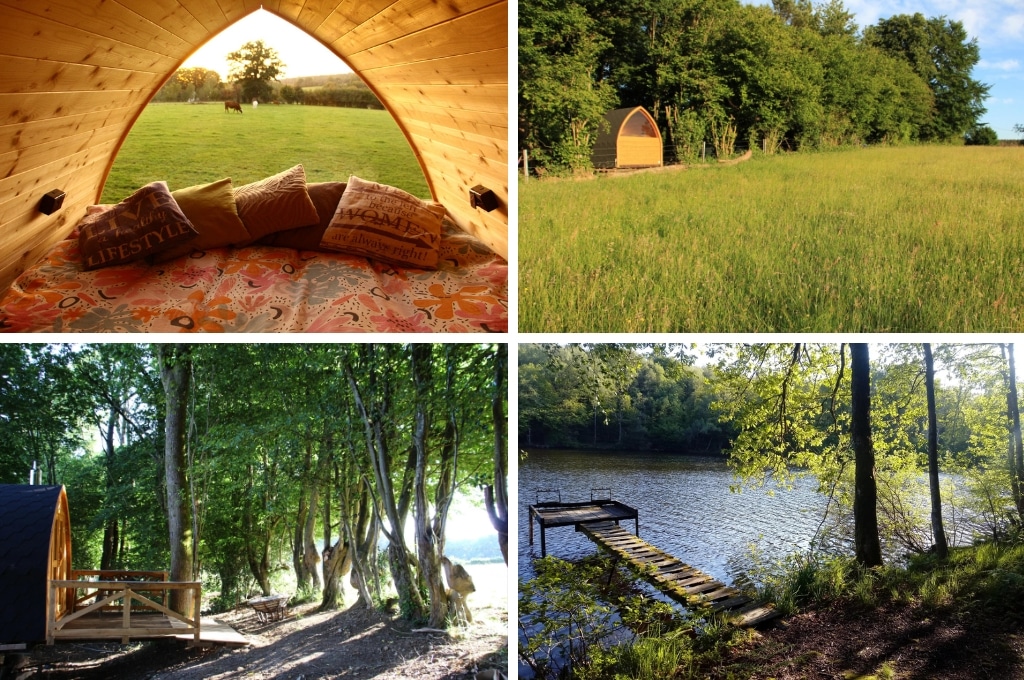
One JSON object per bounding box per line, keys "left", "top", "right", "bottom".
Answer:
{"left": 520, "top": 145, "right": 1024, "bottom": 332}
{"left": 102, "top": 102, "right": 427, "bottom": 203}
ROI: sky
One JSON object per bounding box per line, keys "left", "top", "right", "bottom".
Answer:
{"left": 181, "top": 9, "right": 352, "bottom": 80}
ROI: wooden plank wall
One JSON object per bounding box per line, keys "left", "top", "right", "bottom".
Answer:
{"left": 0, "top": 0, "right": 508, "bottom": 295}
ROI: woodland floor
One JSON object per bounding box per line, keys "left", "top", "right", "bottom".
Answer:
{"left": 10, "top": 566, "right": 508, "bottom": 680}
{"left": 719, "top": 597, "right": 1024, "bottom": 679}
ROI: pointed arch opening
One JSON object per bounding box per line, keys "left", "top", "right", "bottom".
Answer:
{"left": 0, "top": 0, "right": 507, "bottom": 294}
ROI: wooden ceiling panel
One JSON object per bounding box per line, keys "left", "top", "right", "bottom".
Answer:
{"left": 0, "top": 6, "right": 172, "bottom": 72}
{"left": 2, "top": 0, "right": 191, "bottom": 59}
{"left": 340, "top": 0, "right": 497, "bottom": 54}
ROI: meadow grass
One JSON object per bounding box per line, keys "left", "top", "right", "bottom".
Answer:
{"left": 520, "top": 145, "right": 1024, "bottom": 332}
{"left": 102, "top": 102, "right": 427, "bottom": 203}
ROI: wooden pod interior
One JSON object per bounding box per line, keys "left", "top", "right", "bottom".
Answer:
{"left": 0, "top": 0, "right": 508, "bottom": 295}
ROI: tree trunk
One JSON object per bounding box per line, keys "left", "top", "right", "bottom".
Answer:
{"left": 319, "top": 539, "right": 351, "bottom": 610}
{"left": 412, "top": 345, "right": 449, "bottom": 628}
{"left": 923, "top": 344, "right": 948, "bottom": 558}
{"left": 159, "top": 344, "right": 194, "bottom": 615}
{"left": 293, "top": 488, "right": 311, "bottom": 592}
{"left": 850, "top": 343, "right": 882, "bottom": 568}
{"left": 1006, "top": 344, "right": 1024, "bottom": 521}
{"left": 345, "top": 347, "right": 427, "bottom": 621}
{"left": 484, "top": 345, "right": 508, "bottom": 564}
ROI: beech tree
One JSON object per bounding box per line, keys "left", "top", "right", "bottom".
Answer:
{"left": 158, "top": 344, "right": 195, "bottom": 615}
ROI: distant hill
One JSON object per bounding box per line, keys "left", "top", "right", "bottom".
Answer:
{"left": 280, "top": 73, "right": 365, "bottom": 89}
{"left": 445, "top": 533, "right": 504, "bottom": 564}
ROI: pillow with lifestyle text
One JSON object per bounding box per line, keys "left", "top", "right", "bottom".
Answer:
{"left": 319, "top": 175, "right": 444, "bottom": 269}
{"left": 78, "top": 181, "right": 198, "bottom": 270}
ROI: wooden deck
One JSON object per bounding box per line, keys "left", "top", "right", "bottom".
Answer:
{"left": 528, "top": 499, "right": 639, "bottom": 556}
{"left": 47, "top": 576, "right": 247, "bottom": 647}
{"left": 579, "top": 522, "right": 779, "bottom": 627}
{"left": 51, "top": 612, "right": 248, "bottom": 647}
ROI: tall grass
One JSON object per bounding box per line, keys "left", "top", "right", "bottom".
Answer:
{"left": 103, "top": 103, "right": 427, "bottom": 203}
{"left": 520, "top": 145, "right": 1024, "bottom": 331}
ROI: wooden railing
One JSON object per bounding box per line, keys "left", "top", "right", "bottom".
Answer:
{"left": 48, "top": 576, "right": 201, "bottom": 646}
{"left": 68, "top": 570, "right": 170, "bottom": 611}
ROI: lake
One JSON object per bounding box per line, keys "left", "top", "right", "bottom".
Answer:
{"left": 518, "top": 449, "right": 833, "bottom": 588}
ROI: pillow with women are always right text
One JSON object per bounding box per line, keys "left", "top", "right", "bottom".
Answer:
{"left": 319, "top": 175, "right": 444, "bottom": 269}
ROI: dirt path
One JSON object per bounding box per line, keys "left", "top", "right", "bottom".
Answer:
{"left": 14, "top": 565, "right": 508, "bottom": 680}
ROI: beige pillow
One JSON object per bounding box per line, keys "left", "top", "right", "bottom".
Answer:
{"left": 78, "top": 181, "right": 198, "bottom": 270}
{"left": 152, "top": 178, "right": 250, "bottom": 261}
{"left": 258, "top": 182, "right": 347, "bottom": 250}
{"left": 233, "top": 164, "right": 320, "bottom": 243}
{"left": 319, "top": 175, "right": 444, "bottom": 269}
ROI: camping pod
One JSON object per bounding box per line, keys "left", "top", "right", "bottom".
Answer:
{"left": 0, "top": 0, "right": 508, "bottom": 295}
{"left": 592, "top": 107, "right": 663, "bottom": 169}
{"left": 0, "top": 485, "right": 72, "bottom": 647}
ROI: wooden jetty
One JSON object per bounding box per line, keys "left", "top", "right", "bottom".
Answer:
{"left": 528, "top": 497, "right": 638, "bottom": 557}
{"left": 527, "top": 493, "right": 778, "bottom": 627}
{"left": 579, "top": 522, "right": 778, "bottom": 627}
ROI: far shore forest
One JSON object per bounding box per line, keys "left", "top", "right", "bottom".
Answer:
{"left": 519, "top": 343, "right": 1024, "bottom": 679}
{"left": 1, "top": 344, "right": 508, "bottom": 631}
{"left": 520, "top": 0, "right": 1015, "bottom": 173}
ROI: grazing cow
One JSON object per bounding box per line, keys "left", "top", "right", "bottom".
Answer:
{"left": 224, "top": 100, "right": 242, "bottom": 113}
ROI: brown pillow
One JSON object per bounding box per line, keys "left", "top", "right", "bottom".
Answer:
{"left": 233, "top": 164, "right": 320, "bottom": 244}
{"left": 152, "top": 178, "right": 250, "bottom": 262}
{"left": 78, "top": 181, "right": 198, "bottom": 270}
{"left": 319, "top": 175, "right": 444, "bottom": 269}
{"left": 257, "top": 182, "right": 347, "bottom": 250}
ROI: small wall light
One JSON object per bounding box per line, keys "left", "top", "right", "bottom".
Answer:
{"left": 39, "top": 189, "right": 66, "bottom": 215}
{"left": 469, "top": 185, "right": 499, "bottom": 212}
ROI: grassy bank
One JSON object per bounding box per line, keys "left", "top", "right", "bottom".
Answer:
{"left": 102, "top": 103, "right": 427, "bottom": 203}
{"left": 520, "top": 541, "right": 1024, "bottom": 679}
{"left": 519, "top": 145, "right": 1024, "bottom": 332}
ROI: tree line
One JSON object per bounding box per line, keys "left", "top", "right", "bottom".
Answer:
{"left": 154, "top": 40, "right": 382, "bottom": 109}
{"left": 519, "top": 0, "right": 993, "bottom": 172}
{"left": 0, "top": 344, "right": 507, "bottom": 627}
{"left": 521, "top": 343, "right": 1024, "bottom": 564}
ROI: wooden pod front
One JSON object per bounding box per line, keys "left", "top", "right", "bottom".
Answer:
{"left": 0, "top": 484, "right": 73, "bottom": 645}
{"left": 592, "top": 107, "right": 663, "bottom": 169}
{"left": 0, "top": 0, "right": 508, "bottom": 295}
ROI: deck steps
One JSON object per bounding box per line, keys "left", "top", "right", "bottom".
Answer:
{"left": 578, "top": 522, "right": 779, "bottom": 627}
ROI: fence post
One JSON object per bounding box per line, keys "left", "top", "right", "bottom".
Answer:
{"left": 523, "top": 149, "right": 529, "bottom": 181}
{"left": 701, "top": 142, "right": 706, "bottom": 163}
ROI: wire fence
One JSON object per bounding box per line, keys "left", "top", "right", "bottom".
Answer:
{"left": 519, "top": 141, "right": 752, "bottom": 178}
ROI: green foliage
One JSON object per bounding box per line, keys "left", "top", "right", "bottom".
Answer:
{"left": 518, "top": 344, "right": 727, "bottom": 452}
{"left": 519, "top": 0, "right": 618, "bottom": 172}
{"left": 519, "top": 0, "right": 989, "bottom": 169}
{"left": 518, "top": 556, "right": 619, "bottom": 678}
{"left": 965, "top": 125, "right": 999, "bottom": 146}
{"left": 227, "top": 40, "right": 286, "bottom": 102}
{"left": 865, "top": 14, "right": 989, "bottom": 141}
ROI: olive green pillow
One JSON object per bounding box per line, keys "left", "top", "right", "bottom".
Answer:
{"left": 152, "top": 178, "right": 250, "bottom": 262}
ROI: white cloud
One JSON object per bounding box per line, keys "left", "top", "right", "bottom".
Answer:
{"left": 979, "top": 58, "right": 1021, "bottom": 70}
{"left": 999, "top": 13, "right": 1024, "bottom": 39}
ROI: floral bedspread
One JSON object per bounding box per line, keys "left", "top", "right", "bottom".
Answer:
{"left": 0, "top": 229, "right": 507, "bottom": 333}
